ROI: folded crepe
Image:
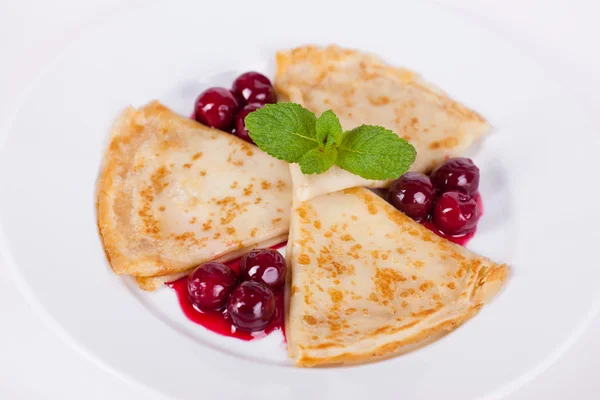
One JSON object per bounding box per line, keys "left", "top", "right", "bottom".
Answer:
{"left": 276, "top": 45, "right": 490, "bottom": 201}
{"left": 286, "top": 187, "right": 507, "bottom": 367}
{"left": 97, "top": 102, "right": 292, "bottom": 289}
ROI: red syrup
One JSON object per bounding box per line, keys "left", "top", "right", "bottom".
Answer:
{"left": 166, "top": 243, "right": 286, "bottom": 341}
{"left": 421, "top": 192, "right": 483, "bottom": 246}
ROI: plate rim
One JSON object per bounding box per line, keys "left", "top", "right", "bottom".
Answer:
{"left": 1, "top": 1, "right": 599, "bottom": 399}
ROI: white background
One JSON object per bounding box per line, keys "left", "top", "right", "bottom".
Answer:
{"left": 0, "top": 0, "right": 599, "bottom": 399}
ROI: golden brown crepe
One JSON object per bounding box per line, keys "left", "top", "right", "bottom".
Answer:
{"left": 286, "top": 187, "right": 507, "bottom": 367}
{"left": 97, "top": 102, "right": 292, "bottom": 288}
{"left": 276, "top": 45, "right": 490, "bottom": 201}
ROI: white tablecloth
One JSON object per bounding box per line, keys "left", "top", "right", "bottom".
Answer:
{"left": 1, "top": 0, "right": 598, "bottom": 398}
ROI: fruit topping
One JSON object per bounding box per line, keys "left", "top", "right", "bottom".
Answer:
{"left": 431, "top": 157, "right": 479, "bottom": 196}
{"left": 240, "top": 248, "right": 287, "bottom": 289}
{"left": 432, "top": 191, "right": 480, "bottom": 235}
{"left": 234, "top": 103, "right": 263, "bottom": 143}
{"left": 227, "top": 281, "right": 276, "bottom": 332}
{"left": 387, "top": 172, "right": 435, "bottom": 221}
{"left": 194, "top": 87, "right": 239, "bottom": 130}
{"left": 232, "top": 72, "right": 276, "bottom": 105}
{"left": 187, "top": 262, "right": 238, "bottom": 311}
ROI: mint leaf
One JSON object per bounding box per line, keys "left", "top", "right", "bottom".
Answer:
{"left": 336, "top": 125, "right": 416, "bottom": 180}
{"left": 299, "top": 147, "right": 338, "bottom": 175}
{"left": 315, "top": 110, "right": 343, "bottom": 149}
{"left": 245, "top": 103, "right": 416, "bottom": 179}
{"left": 245, "top": 103, "right": 318, "bottom": 162}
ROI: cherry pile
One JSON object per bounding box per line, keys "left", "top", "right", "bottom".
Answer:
{"left": 186, "top": 248, "right": 286, "bottom": 333}
{"left": 193, "top": 72, "right": 276, "bottom": 144}
{"left": 387, "top": 157, "right": 481, "bottom": 241}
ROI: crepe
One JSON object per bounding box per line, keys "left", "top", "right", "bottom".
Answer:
{"left": 286, "top": 187, "right": 507, "bottom": 367}
{"left": 276, "top": 45, "right": 490, "bottom": 201}
{"left": 97, "top": 102, "right": 292, "bottom": 287}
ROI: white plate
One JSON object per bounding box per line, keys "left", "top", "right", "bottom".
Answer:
{"left": 1, "top": 1, "right": 599, "bottom": 399}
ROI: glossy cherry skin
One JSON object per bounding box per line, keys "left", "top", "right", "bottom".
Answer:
{"left": 232, "top": 72, "right": 276, "bottom": 105}
{"left": 433, "top": 191, "right": 480, "bottom": 235}
{"left": 239, "top": 249, "right": 287, "bottom": 289}
{"left": 227, "top": 281, "right": 276, "bottom": 332}
{"left": 387, "top": 172, "right": 435, "bottom": 221}
{"left": 431, "top": 157, "right": 480, "bottom": 196}
{"left": 194, "top": 87, "right": 239, "bottom": 130}
{"left": 234, "top": 103, "right": 262, "bottom": 143}
{"left": 187, "top": 262, "right": 237, "bottom": 311}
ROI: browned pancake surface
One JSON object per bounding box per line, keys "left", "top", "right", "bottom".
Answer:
{"left": 286, "top": 187, "right": 507, "bottom": 366}
{"left": 97, "top": 102, "right": 292, "bottom": 282}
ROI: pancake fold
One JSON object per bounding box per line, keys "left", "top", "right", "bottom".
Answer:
{"left": 286, "top": 187, "right": 507, "bottom": 367}
{"left": 97, "top": 102, "right": 292, "bottom": 289}
{"left": 276, "top": 45, "right": 490, "bottom": 201}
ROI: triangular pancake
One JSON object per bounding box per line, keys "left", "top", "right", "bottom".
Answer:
{"left": 286, "top": 187, "right": 507, "bottom": 366}
{"left": 276, "top": 45, "right": 490, "bottom": 201}
{"left": 97, "top": 102, "right": 292, "bottom": 285}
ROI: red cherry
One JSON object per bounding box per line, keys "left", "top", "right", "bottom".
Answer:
{"left": 431, "top": 157, "right": 480, "bottom": 196}
{"left": 232, "top": 72, "right": 276, "bottom": 105}
{"left": 227, "top": 281, "right": 276, "bottom": 332}
{"left": 387, "top": 172, "right": 435, "bottom": 221}
{"left": 187, "top": 262, "right": 237, "bottom": 311}
{"left": 194, "top": 87, "right": 239, "bottom": 130}
{"left": 433, "top": 191, "right": 480, "bottom": 235}
{"left": 239, "top": 249, "right": 287, "bottom": 289}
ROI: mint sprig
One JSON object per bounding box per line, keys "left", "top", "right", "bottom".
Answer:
{"left": 245, "top": 103, "right": 416, "bottom": 179}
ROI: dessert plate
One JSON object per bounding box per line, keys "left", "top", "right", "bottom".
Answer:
{"left": 0, "top": 0, "right": 599, "bottom": 399}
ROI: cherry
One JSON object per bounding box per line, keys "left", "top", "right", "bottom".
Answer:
{"left": 387, "top": 172, "right": 435, "bottom": 221}
{"left": 227, "top": 281, "right": 276, "bottom": 332}
{"left": 194, "top": 87, "right": 239, "bottom": 130}
{"left": 234, "top": 103, "right": 262, "bottom": 143}
{"left": 187, "top": 262, "right": 237, "bottom": 311}
{"left": 431, "top": 157, "right": 480, "bottom": 196}
{"left": 433, "top": 191, "right": 480, "bottom": 235}
{"left": 240, "top": 249, "right": 287, "bottom": 289}
{"left": 232, "top": 72, "right": 276, "bottom": 105}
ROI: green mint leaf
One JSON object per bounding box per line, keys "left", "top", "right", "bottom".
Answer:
{"left": 245, "top": 103, "right": 318, "bottom": 162}
{"left": 298, "top": 147, "right": 338, "bottom": 175}
{"left": 315, "top": 110, "right": 343, "bottom": 149}
{"left": 336, "top": 125, "right": 416, "bottom": 180}
{"left": 245, "top": 103, "right": 416, "bottom": 179}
